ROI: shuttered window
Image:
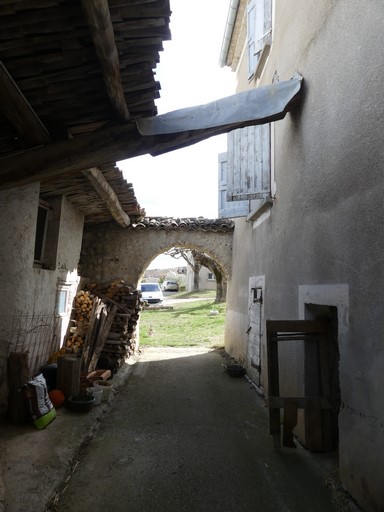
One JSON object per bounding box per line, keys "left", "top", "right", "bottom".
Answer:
{"left": 226, "top": 123, "right": 271, "bottom": 203}
{"left": 247, "top": 0, "right": 272, "bottom": 78}
{"left": 218, "top": 152, "right": 250, "bottom": 218}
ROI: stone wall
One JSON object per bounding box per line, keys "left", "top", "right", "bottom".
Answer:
{"left": 80, "top": 220, "right": 233, "bottom": 287}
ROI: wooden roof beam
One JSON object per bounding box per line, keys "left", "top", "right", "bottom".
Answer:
{"left": 81, "top": 0, "right": 130, "bottom": 122}
{"left": 0, "top": 61, "right": 50, "bottom": 145}
{"left": 0, "top": 77, "right": 303, "bottom": 189}
{"left": 82, "top": 167, "right": 130, "bottom": 227}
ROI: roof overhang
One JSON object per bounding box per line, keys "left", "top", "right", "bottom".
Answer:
{"left": 0, "top": 75, "right": 303, "bottom": 189}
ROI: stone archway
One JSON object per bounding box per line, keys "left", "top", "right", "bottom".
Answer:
{"left": 79, "top": 217, "right": 234, "bottom": 287}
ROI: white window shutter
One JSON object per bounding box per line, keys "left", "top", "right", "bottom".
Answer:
{"left": 227, "top": 124, "right": 271, "bottom": 202}
{"left": 247, "top": 0, "right": 257, "bottom": 76}
{"left": 247, "top": 0, "right": 272, "bottom": 77}
{"left": 218, "top": 152, "right": 249, "bottom": 218}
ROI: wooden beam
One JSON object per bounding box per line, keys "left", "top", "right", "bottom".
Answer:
{"left": 0, "top": 80, "right": 303, "bottom": 189}
{"left": 0, "top": 119, "right": 278, "bottom": 190}
{"left": 81, "top": 0, "right": 130, "bottom": 122}
{"left": 0, "top": 61, "right": 50, "bottom": 145}
{"left": 82, "top": 167, "right": 130, "bottom": 227}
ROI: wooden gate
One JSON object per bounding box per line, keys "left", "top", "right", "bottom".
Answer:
{"left": 266, "top": 319, "right": 336, "bottom": 451}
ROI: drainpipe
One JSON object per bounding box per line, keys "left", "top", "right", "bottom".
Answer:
{"left": 219, "top": 0, "right": 240, "bottom": 68}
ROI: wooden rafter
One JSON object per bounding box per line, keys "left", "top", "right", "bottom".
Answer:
{"left": 82, "top": 167, "right": 130, "bottom": 227}
{"left": 81, "top": 0, "right": 130, "bottom": 122}
{"left": 0, "top": 61, "right": 50, "bottom": 145}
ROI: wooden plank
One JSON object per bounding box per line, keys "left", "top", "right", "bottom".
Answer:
{"left": 7, "top": 352, "right": 29, "bottom": 424}
{"left": 306, "top": 398, "right": 323, "bottom": 451}
{"left": 81, "top": 297, "right": 103, "bottom": 372}
{"left": 0, "top": 61, "right": 50, "bottom": 145}
{"left": 81, "top": 0, "right": 130, "bottom": 122}
{"left": 267, "top": 327, "right": 281, "bottom": 449}
{"left": 268, "top": 397, "right": 332, "bottom": 409}
{"left": 266, "top": 319, "right": 328, "bottom": 334}
{"left": 82, "top": 167, "right": 130, "bottom": 227}
{"left": 88, "top": 305, "right": 118, "bottom": 372}
{"left": 283, "top": 401, "right": 298, "bottom": 448}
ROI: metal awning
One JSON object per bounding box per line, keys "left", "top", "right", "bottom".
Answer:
{"left": 137, "top": 75, "right": 302, "bottom": 136}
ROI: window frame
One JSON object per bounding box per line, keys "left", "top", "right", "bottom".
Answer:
{"left": 34, "top": 200, "right": 50, "bottom": 266}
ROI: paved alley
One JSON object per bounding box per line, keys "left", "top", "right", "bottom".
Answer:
{"left": 56, "top": 347, "right": 347, "bottom": 512}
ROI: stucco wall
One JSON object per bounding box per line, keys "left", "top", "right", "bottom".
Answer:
{"left": 225, "top": 1, "right": 384, "bottom": 510}
{"left": 80, "top": 222, "right": 233, "bottom": 286}
{"left": 0, "top": 187, "right": 83, "bottom": 406}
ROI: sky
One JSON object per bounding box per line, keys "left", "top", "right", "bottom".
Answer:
{"left": 118, "top": 1, "right": 236, "bottom": 270}
{"left": 118, "top": 0, "right": 235, "bottom": 220}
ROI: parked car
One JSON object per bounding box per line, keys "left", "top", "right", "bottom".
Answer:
{"left": 162, "top": 280, "right": 179, "bottom": 292}
{"left": 140, "top": 283, "right": 163, "bottom": 304}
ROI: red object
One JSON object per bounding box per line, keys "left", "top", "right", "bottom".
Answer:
{"left": 48, "top": 389, "right": 65, "bottom": 408}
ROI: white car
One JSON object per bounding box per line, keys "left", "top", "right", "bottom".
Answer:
{"left": 162, "top": 280, "right": 179, "bottom": 292}
{"left": 140, "top": 283, "right": 163, "bottom": 304}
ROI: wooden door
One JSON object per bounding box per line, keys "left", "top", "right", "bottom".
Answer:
{"left": 247, "top": 286, "right": 262, "bottom": 386}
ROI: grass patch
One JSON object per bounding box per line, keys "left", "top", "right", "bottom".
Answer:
{"left": 139, "top": 293, "right": 226, "bottom": 348}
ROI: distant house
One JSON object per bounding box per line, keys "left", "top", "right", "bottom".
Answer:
{"left": 185, "top": 265, "right": 216, "bottom": 292}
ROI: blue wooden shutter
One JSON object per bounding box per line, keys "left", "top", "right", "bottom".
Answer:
{"left": 218, "top": 152, "right": 249, "bottom": 218}
{"left": 226, "top": 124, "right": 271, "bottom": 202}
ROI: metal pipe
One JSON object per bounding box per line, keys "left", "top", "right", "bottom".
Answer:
{"left": 219, "top": 0, "right": 240, "bottom": 67}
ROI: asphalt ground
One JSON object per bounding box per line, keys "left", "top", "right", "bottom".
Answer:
{"left": 54, "top": 347, "right": 350, "bottom": 512}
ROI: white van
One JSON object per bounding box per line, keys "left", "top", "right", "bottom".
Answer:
{"left": 140, "top": 283, "right": 163, "bottom": 304}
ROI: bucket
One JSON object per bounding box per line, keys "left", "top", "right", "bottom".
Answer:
{"left": 88, "top": 387, "right": 103, "bottom": 405}
{"left": 93, "top": 380, "right": 113, "bottom": 402}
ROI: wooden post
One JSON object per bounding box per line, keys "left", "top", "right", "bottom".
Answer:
{"left": 7, "top": 352, "right": 30, "bottom": 424}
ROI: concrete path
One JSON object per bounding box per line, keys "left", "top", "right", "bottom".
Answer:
{"left": 56, "top": 347, "right": 345, "bottom": 512}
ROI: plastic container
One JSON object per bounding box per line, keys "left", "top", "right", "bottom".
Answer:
{"left": 93, "top": 380, "right": 113, "bottom": 402}
{"left": 89, "top": 387, "right": 103, "bottom": 405}
{"left": 67, "top": 395, "right": 95, "bottom": 412}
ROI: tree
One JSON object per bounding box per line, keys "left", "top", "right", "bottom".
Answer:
{"left": 191, "top": 251, "right": 227, "bottom": 303}
{"left": 165, "top": 248, "right": 200, "bottom": 291}
{"left": 165, "top": 248, "right": 226, "bottom": 303}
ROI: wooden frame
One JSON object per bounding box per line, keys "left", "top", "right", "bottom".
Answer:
{"left": 266, "top": 319, "right": 332, "bottom": 450}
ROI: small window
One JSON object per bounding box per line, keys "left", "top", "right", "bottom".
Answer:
{"left": 56, "top": 289, "right": 68, "bottom": 316}
{"left": 208, "top": 273, "right": 216, "bottom": 281}
{"left": 33, "top": 197, "right": 61, "bottom": 270}
{"left": 34, "top": 202, "right": 49, "bottom": 264}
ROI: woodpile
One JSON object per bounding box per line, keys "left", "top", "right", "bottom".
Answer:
{"left": 89, "top": 280, "right": 142, "bottom": 373}
{"left": 48, "top": 281, "right": 142, "bottom": 375}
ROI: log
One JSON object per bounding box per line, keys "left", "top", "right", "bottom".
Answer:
{"left": 88, "top": 305, "right": 118, "bottom": 372}
{"left": 81, "top": 0, "right": 130, "bottom": 122}
{"left": 82, "top": 167, "right": 130, "bottom": 227}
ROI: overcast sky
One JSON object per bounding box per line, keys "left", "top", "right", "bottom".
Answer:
{"left": 118, "top": 0, "right": 235, "bottom": 221}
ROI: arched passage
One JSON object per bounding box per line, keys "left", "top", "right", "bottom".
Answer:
{"left": 79, "top": 217, "right": 234, "bottom": 287}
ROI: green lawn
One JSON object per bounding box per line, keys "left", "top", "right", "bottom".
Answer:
{"left": 139, "top": 291, "right": 226, "bottom": 348}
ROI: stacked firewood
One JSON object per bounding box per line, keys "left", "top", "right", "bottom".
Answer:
{"left": 89, "top": 280, "right": 142, "bottom": 373}
{"left": 65, "top": 290, "right": 95, "bottom": 354}
{"left": 48, "top": 290, "right": 96, "bottom": 362}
